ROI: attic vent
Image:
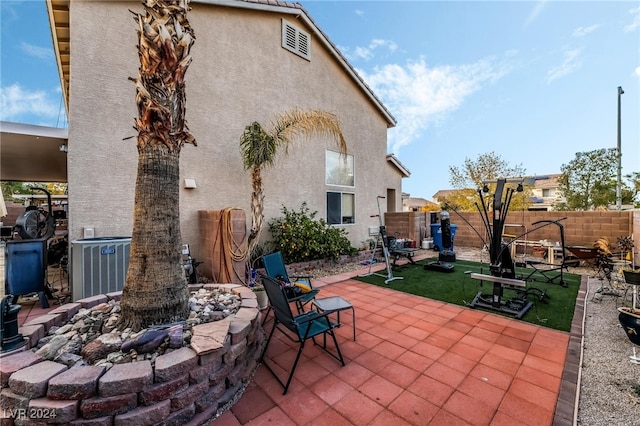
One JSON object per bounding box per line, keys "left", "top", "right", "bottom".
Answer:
{"left": 282, "top": 19, "right": 310, "bottom": 60}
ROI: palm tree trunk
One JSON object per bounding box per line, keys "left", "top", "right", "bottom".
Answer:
{"left": 117, "top": 0, "right": 195, "bottom": 331}
{"left": 119, "top": 146, "right": 189, "bottom": 331}
{"left": 247, "top": 166, "right": 264, "bottom": 256}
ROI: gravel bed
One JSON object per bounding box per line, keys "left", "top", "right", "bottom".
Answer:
{"left": 307, "top": 246, "right": 640, "bottom": 424}
{"left": 576, "top": 278, "right": 640, "bottom": 425}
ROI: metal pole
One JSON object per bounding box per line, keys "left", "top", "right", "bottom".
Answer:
{"left": 617, "top": 86, "right": 624, "bottom": 210}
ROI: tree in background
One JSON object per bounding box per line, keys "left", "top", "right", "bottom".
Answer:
{"left": 445, "top": 151, "right": 528, "bottom": 211}
{"left": 556, "top": 148, "right": 617, "bottom": 210}
{"left": 1, "top": 182, "right": 67, "bottom": 200}
{"left": 622, "top": 171, "right": 639, "bottom": 207}
{"left": 118, "top": 0, "right": 196, "bottom": 331}
{"left": 240, "top": 109, "right": 347, "bottom": 258}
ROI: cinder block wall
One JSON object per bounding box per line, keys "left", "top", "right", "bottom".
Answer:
{"left": 198, "top": 209, "right": 248, "bottom": 284}
{"left": 385, "top": 212, "right": 428, "bottom": 241}
{"left": 386, "top": 210, "right": 635, "bottom": 250}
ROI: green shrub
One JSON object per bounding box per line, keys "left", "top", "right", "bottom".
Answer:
{"left": 268, "top": 202, "right": 358, "bottom": 262}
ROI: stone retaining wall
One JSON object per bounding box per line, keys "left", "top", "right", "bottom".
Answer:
{"left": 0, "top": 284, "right": 265, "bottom": 426}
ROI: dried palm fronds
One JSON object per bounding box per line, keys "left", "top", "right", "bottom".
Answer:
{"left": 594, "top": 237, "right": 612, "bottom": 257}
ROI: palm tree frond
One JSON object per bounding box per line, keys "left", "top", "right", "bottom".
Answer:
{"left": 239, "top": 122, "right": 277, "bottom": 170}
{"left": 270, "top": 109, "right": 347, "bottom": 155}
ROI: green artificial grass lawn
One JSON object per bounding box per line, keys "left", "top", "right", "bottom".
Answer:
{"left": 354, "top": 258, "right": 582, "bottom": 332}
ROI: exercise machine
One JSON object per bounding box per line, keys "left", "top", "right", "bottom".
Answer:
{"left": 467, "top": 178, "right": 535, "bottom": 318}
{"left": 425, "top": 211, "right": 455, "bottom": 273}
{"left": 359, "top": 196, "right": 403, "bottom": 285}
{"left": 521, "top": 219, "right": 568, "bottom": 287}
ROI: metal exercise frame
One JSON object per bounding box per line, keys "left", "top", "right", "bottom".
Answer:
{"left": 466, "top": 179, "right": 537, "bottom": 318}
{"left": 359, "top": 196, "right": 403, "bottom": 285}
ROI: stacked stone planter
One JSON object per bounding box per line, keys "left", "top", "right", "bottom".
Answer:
{"left": 0, "top": 284, "right": 265, "bottom": 426}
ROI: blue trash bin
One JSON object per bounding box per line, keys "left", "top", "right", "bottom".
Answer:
{"left": 430, "top": 223, "right": 458, "bottom": 251}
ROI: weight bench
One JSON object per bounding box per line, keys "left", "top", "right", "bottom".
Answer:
{"left": 469, "top": 273, "right": 541, "bottom": 319}
{"left": 522, "top": 259, "right": 567, "bottom": 287}
{"left": 389, "top": 247, "right": 419, "bottom": 268}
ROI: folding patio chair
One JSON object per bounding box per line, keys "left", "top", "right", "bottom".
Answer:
{"left": 259, "top": 274, "right": 345, "bottom": 394}
{"left": 262, "top": 251, "right": 319, "bottom": 313}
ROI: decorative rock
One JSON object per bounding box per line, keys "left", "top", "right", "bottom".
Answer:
{"left": 101, "top": 315, "right": 119, "bottom": 334}
{"left": 190, "top": 320, "right": 230, "bottom": 355}
{"left": 55, "top": 324, "right": 74, "bottom": 335}
{"left": 81, "top": 333, "right": 122, "bottom": 364}
{"left": 54, "top": 352, "right": 85, "bottom": 367}
{"left": 167, "top": 325, "right": 183, "bottom": 349}
{"left": 35, "top": 335, "right": 71, "bottom": 360}
{"left": 121, "top": 329, "right": 168, "bottom": 354}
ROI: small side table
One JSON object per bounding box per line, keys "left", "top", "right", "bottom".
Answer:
{"left": 313, "top": 296, "right": 356, "bottom": 341}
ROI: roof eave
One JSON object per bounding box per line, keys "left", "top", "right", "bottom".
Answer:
{"left": 386, "top": 154, "right": 410, "bottom": 178}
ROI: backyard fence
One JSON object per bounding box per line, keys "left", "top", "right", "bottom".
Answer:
{"left": 385, "top": 210, "right": 640, "bottom": 259}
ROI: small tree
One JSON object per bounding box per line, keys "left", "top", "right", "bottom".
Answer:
{"left": 447, "top": 152, "right": 528, "bottom": 211}
{"left": 240, "top": 109, "right": 347, "bottom": 258}
{"left": 557, "top": 148, "right": 617, "bottom": 210}
{"left": 622, "top": 172, "right": 640, "bottom": 207}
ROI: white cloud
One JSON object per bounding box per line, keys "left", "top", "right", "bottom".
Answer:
{"left": 624, "top": 6, "right": 640, "bottom": 33}
{"left": 342, "top": 39, "right": 398, "bottom": 61}
{"left": 355, "top": 9, "right": 364, "bottom": 17}
{"left": 0, "top": 83, "right": 59, "bottom": 121}
{"left": 524, "top": 0, "right": 549, "bottom": 28}
{"left": 635, "top": 66, "right": 640, "bottom": 76}
{"left": 573, "top": 24, "right": 601, "bottom": 37}
{"left": 545, "top": 48, "right": 582, "bottom": 84}
{"left": 20, "top": 42, "right": 53, "bottom": 60}
{"left": 357, "top": 55, "right": 512, "bottom": 154}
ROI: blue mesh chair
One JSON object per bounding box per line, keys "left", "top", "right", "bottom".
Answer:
{"left": 259, "top": 274, "right": 345, "bottom": 394}
{"left": 262, "top": 251, "right": 319, "bottom": 313}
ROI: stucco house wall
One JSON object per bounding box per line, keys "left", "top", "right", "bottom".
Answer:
{"left": 64, "top": 0, "right": 398, "bottom": 262}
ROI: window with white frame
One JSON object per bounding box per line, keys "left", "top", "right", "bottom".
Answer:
{"left": 282, "top": 19, "right": 310, "bottom": 60}
{"left": 326, "top": 150, "right": 354, "bottom": 187}
{"left": 327, "top": 192, "right": 355, "bottom": 225}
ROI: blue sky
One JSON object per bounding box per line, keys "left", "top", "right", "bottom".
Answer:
{"left": 1, "top": 1, "right": 639, "bottom": 200}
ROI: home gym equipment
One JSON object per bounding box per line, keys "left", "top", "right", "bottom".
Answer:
{"left": 438, "top": 211, "right": 456, "bottom": 262}
{"left": 425, "top": 211, "right": 456, "bottom": 273}
{"left": 521, "top": 219, "right": 568, "bottom": 287}
{"left": 359, "top": 196, "right": 403, "bottom": 285}
{"left": 467, "top": 178, "right": 535, "bottom": 318}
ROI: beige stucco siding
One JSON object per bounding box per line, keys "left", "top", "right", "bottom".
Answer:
{"left": 67, "top": 1, "right": 395, "bottom": 261}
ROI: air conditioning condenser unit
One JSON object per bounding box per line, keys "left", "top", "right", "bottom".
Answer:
{"left": 71, "top": 237, "right": 131, "bottom": 301}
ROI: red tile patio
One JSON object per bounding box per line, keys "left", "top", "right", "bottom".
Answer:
{"left": 11, "top": 256, "right": 583, "bottom": 426}
{"left": 209, "top": 262, "right": 583, "bottom": 426}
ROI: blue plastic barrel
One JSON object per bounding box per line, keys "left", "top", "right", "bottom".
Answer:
{"left": 430, "top": 223, "right": 458, "bottom": 251}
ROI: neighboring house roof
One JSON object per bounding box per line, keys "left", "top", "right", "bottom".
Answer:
{"left": 531, "top": 174, "right": 561, "bottom": 189}
{"left": 386, "top": 154, "right": 411, "bottom": 178}
{"left": 46, "top": 0, "right": 397, "bottom": 128}
{"left": 403, "top": 197, "right": 438, "bottom": 209}
{"left": 432, "top": 189, "right": 457, "bottom": 199}
{"left": 433, "top": 174, "right": 564, "bottom": 199}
